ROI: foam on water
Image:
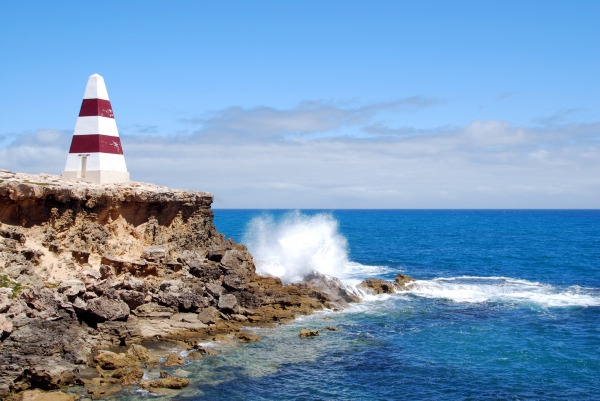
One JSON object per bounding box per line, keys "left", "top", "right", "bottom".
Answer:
{"left": 244, "top": 211, "right": 381, "bottom": 283}
{"left": 405, "top": 276, "right": 600, "bottom": 307}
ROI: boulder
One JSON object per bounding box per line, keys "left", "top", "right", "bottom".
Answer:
{"left": 112, "top": 366, "right": 143, "bottom": 385}
{"left": 394, "top": 273, "right": 415, "bottom": 290}
{"left": 21, "top": 389, "right": 78, "bottom": 401}
{"left": 0, "top": 314, "right": 12, "bottom": 337}
{"left": 139, "top": 377, "right": 190, "bottom": 390}
{"left": 118, "top": 290, "right": 146, "bottom": 310}
{"left": 299, "top": 329, "right": 319, "bottom": 338}
{"left": 357, "top": 279, "right": 395, "bottom": 295}
{"left": 205, "top": 283, "right": 225, "bottom": 297}
{"left": 235, "top": 333, "right": 261, "bottom": 343}
{"left": 122, "top": 276, "right": 147, "bottom": 292}
{"left": 217, "top": 294, "right": 237, "bottom": 311}
{"left": 223, "top": 273, "right": 247, "bottom": 291}
{"left": 0, "top": 288, "right": 14, "bottom": 312}
{"left": 141, "top": 246, "right": 166, "bottom": 261}
{"left": 187, "top": 351, "right": 203, "bottom": 360}
{"left": 93, "top": 350, "right": 138, "bottom": 370}
{"left": 126, "top": 344, "right": 150, "bottom": 362}
{"left": 197, "top": 306, "right": 220, "bottom": 324}
{"left": 87, "top": 296, "right": 130, "bottom": 322}
{"left": 163, "top": 353, "right": 185, "bottom": 367}
{"left": 58, "top": 279, "right": 86, "bottom": 297}
{"left": 188, "top": 262, "right": 222, "bottom": 281}
{"left": 194, "top": 345, "right": 219, "bottom": 355}
{"left": 87, "top": 385, "right": 121, "bottom": 399}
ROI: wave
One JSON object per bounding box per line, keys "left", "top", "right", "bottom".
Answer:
{"left": 243, "top": 211, "right": 381, "bottom": 283}
{"left": 404, "top": 276, "right": 600, "bottom": 307}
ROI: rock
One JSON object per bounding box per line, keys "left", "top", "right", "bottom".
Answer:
{"left": 126, "top": 344, "right": 150, "bottom": 362}
{"left": 21, "top": 389, "right": 78, "bottom": 401}
{"left": 146, "top": 357, "right": 160, "bottom": 367}
{"left": 98, "top": 265, "right": 114, "bottom": 280}
{"left": 0, "top": 314, "right": 12, "bottom": 337}
{"left": 132, "top": 303, "right": 175, "bottom": 318}
{"left": 118, "top": 290, "right": 146, "bottom": 310}
{"left": 170, "top": 313, "right": 199, "bottom": 323}
{"left": 93, "top": 350, "right": 138, "bottom": 370}
{"left": 235, "top": 332, "right": 261, "bottom": 343}
{"left": 141, "top": 246, "right": 166, "bottom": 261}
{"left": 159, "top": 371, "right": 172, "bottom": 378}
{"left": 230, "top": 314, "right": 248, "bottom": 322}
{"left": 299, "top": 329, "right": 319, "bottom": 338}
{"left": 212, "top": 334, "right": 235, "bottom": 344}
{"left": 0, "top": 288, "right": 13, "bottom": 313}
{"left": 217, "top": 294, "right": 238, "bottom": 311}
{"left": 325, "top": 327, "right": 339, "bottom": 331}
{"left": 22, "top": 366, "right": 80, "bottom": 390}
{"left": 139, "top": 377, "right": 190, "bottom": 390}
{"left": 197, "top": 306, "right": 220, "bottom": 324}
{"left": 87, "top": 385, "right": 121, "bottom": 399}
{"left": 112, "top": 366, "right": 143, "bottom": 385}
{"left": 394, "top": 273, "right": 415, "bottom": 290}
{"left": 87, "top": 296, "right": 130, "bottom": 322}
{"left": 204, "top": 283, "right": 225, "bottom": 297}
{"left": 173, "top": 369, "right": 191, "bottom": 378}
{"left": 57, "top": 279, "right": 86, "bottom": 297}
{"left": 194, "top": 345, "right": 219, "bottom": 355}
{"left": 223, "top": 273, "right": 247, "bottom": 291}
{"left": 357, "top": 278, "right": 395, "bottom": 295}
{"left": 163, "top": 353, "right": 185, "bottom": 367}
{"left": 186, "top": 351, "right": 203, "bottom": 360}
{"left": 122, "top": 276, "right": 146, "bottom": 292}
{"left": 188, "top": 263, "right": 222, "bottom": 281}
{"left": 70, "top": 297, "right": 88, "bottom": 312}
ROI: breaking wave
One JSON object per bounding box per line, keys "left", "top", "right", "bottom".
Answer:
{"left": 405, "top": 276, "right": 600, "bottom": 307}
{"left": 243, "top": 211, "right": 354, "bottom": 283}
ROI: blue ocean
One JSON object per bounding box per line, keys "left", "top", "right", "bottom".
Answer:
{"left": 165, "top": 210, "right": 600, "bottom": 400}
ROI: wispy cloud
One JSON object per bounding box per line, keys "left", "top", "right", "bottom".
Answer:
{"left": 535, "top": 108, "right": 584, "bottom": 126}
{"left": 1, "top": 104, "right": 598, "bottom": 208}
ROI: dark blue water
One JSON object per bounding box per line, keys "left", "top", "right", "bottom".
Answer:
{"left": 174, "top": 210, "right": 600, "bottom": 400}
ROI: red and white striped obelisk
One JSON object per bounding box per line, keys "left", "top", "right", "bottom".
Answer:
{"left": 62, "top": 74, "right": 129, "bottom": 184}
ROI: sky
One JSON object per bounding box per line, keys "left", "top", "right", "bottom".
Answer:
{"left": 0, "top": 1, "right": 598, "bottom": 208}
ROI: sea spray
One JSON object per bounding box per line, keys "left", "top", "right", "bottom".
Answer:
{"left": 243, "top": 211, "right": 351, "bottom": 283}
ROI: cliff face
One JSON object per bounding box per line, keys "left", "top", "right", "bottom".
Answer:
{"left": 0, "top": 170, "right": 359, "bottom": 398}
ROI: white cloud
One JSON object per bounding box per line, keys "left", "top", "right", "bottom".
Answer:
{"left": 1, "top": 103, "right": 599, "bottom": 208}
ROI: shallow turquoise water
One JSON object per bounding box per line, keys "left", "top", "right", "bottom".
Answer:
{"left": 155, "top": 210, "right": 600, "bottom": 400}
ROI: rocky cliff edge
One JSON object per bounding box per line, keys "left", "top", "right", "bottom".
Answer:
{"left": 0, "top": 170, "right": 361, "bottom": 399}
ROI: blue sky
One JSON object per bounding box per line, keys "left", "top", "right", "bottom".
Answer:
{"left": 1, "top": 1, "right": 599, "bottom": 208}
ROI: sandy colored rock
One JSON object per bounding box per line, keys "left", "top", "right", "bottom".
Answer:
{"left": 93, "top": 351, "right": 138, "bottom": 370}
{"left": 186, "top": 351, "right": 203, "bottom": 360}
{"left": 212, "top": 334, "right": 236, "bottom": 344}
{"left": 126, "top": 344, "right": 149, "bottom": 362}
{"left": 57, "top": 279, "right": 85, "bottom": 297}
{"left": 21, "top": 389, "right": 78, "bottom": 401}
{"left": 139, "top": 377, "right": 190, "bottom": 390}
{"left": 357, "top": 278, "right": 396, "bottom": 295}
{"left": 235, "top": 332, "right": 261, "bottom": 343}
{"left": 217, "top": 293, "right": 237, "bottom": 311}
{"left": 194, "top": 345, "right": 219, "bottom": 356}
{"left": 394, "top": 273, "right": 415, "bottom": 290}
{"left": 0, "top": 314, "right": 12, "bottom": 337}
{"left": 87, "top": 385, "right": 122, "bottom": 399}
{"left": 112, "top": 366, "right": 143, "bottom": 385}
{"left": 163, "top": 353, "right": 185, "bottom": 367}
{"left": 299, "top": 329, "right": 319, "bottom": 338}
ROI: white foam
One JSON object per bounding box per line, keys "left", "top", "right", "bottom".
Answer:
{"left": 405, "top": 276, "right": 600, "bottom": 307}
{"left": 244, "top": 211, "right": 375, "bottom": 283}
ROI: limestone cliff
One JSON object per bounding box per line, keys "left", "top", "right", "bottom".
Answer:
{"left": 0, "top": 170, "right": 359, "bottom": 399}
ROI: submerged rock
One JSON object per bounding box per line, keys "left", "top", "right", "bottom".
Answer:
{"left": 139, "top": 377, "right": 190, "bottom": 390}
{"left": 299, "top": 329, "right": 319, "bottom": 338}
{"left": 21, "top": 389, "right": 78, "bottom": 401}
{"left": 394, "top": 273, "right": 415, "bottom": 290}
{"left": 357, "top": 278, "right": 396, "bottom": 295}
{"left": 163, "top": 353, "right": 185, "bottom": 367}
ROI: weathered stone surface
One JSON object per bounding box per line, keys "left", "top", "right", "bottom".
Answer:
{"left": 357, "top": 278, "right": 396, "bottom": 295}
{"left": 186, "top": 351, "right": 203, "bottom": 360}
{"left": 87, "top": 385, "right": 122, "bottom": 399}
{"left": 21, "top": 389, "right": 78, "bottom": 401}
{"left": 196, "top": 306, "right": 220, "bottom": 324}
{"left": 394, "top": 273, "right": 415, "bottom": 290}
{"left": 126, "top": 344, "right": 150, "bottom": 362}
{"left": 139, "top": 377, "right": 190, "bottom": 390}
{"left": 217, "top": 294, "right": 237, "bottom": 311}
{"left": 112, "top": 366, "right": 143, "bottom": 385}
{"left": 57, "top": 279, "right": 86, "bottom": 297}
{"left": 299, "top": 329, "right": 319, "bottom": 338}
{"left": 0, "top": 314, "right": 12, "bottom": 337}
{"left": 0, "top": 288, "right": 13, "bottom": 313}
{"left": 118, "top": 290, "right": 145, "bottom": 310}
{"left": 87, "top": 297, "right": 130, "bottom": 322}
{"left": 235, "top": 332, "right": 261, "bottom": 343}
{"left": 93, "top": 351, "right": 137, "bottom": 370}
{"left": 141, "top": 246, "right": 166, "bottom": 261}
{"left": 163, "top": 353, "right": 185, "bottom": 367}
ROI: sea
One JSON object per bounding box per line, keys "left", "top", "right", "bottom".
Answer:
{"left": 136, "top": 210, "right": 600, "bottom": 400}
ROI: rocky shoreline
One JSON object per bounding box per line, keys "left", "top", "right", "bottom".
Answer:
{"left": 0, "top": 170, "right": 413, "bottom": 400}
